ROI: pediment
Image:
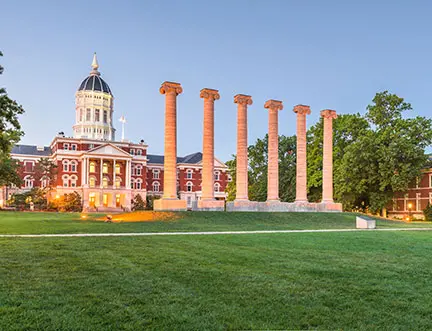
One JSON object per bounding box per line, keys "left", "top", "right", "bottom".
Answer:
{"left": 197, "top": 157, "right": 227, "bottom": 169}
{"left": 84, "top": 143, "right": 132, "bottom": 158}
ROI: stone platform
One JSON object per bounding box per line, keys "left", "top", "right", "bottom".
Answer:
{"left": 194, "top": 199, "right": 225, "bottom": 211}
{"left": 154, "top": 198, "right": 187, "bottom": 211}
{"left": 226, "top": 200, "right": 342, "bottom": 212}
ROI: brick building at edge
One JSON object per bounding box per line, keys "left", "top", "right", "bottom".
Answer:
{"left": 0, "top": 55, "right": 229, "bottom": 211}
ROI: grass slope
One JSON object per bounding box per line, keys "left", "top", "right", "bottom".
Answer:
{"left": 1, "top": 231, "right": 432, "bottom": 330}
{"left": 0, "top": 211, "right": 431, "bottom": 234}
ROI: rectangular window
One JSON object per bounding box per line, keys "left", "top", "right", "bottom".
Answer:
{"left": 86, "top": 108, "right": 91, "bottom": 121}
{"left": 80, "top": 109, "right": 84, "bottom": 122}
{"left": 71, "top": 144, "right": 77, "bottom": 151}
{"left": 95, "top": 109, "right": 100, "bottom": 122}
{"left": 130, "top": 149, "right": 135, "bottom": 155}
{"left": 153, "top": 170, "right": 159, "bottom": 179}
{"left": 136, "top": 149, "right": 142, "bottom": 156}
{"left": 25, "top": 162, "right": 34, "bottom": 173}
{"left": 64, "top": 143, "right": 69, "bottom": 150}
{"left": 103, "top": 110, "right": 108, "bottom": 123}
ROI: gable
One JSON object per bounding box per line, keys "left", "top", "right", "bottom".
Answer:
{"left": 85, "top": 143, "right": 132, "bottom": 158}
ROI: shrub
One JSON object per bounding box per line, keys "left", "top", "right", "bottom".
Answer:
{"left": 423, "top": 203, "right": 432, "bottom": 222}
{"left": 146, "top": 195, "right": 160, "bottom": 210}
{"left": 131, "top": 194, "right": 145, "bottom": 211}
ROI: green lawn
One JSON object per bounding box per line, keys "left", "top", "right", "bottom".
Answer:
{"left": 0, "top": 211, "right": 431, "bottom": 234}
{"left": 1, "top": 211, "right": 432, "bottom": 329}
{"left": 1, "top": 231, "right": 432, "bottom": 330}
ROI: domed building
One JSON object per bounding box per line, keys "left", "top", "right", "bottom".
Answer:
{"left": 73, "top": 54, "right": 115, "bottom": 141}
{"left": 2, "top": 54, "right": 229, "bottom": 211}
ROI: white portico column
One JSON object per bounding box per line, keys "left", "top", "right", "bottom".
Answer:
{"left": 126, "top": 160, "right": 131, "bottom": 189}
{"left": 113, "top": 160, "right": 116, "bottom": 189}
{"left": 100, "top": 158, "right": 103, "bottom": 188}
{"left": 81, "top": 157, "right": 87, "bottom": 186}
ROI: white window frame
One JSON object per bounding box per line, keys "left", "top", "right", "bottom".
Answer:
{"left": 153, "top": 181, "right": 160, "bottom": 192}
{"left": 136, "top": 165, "right": 142, "bottom": 176}
{"left": 62, "top": 175, "right": 69, "bottom": 188}
{"left": 214, "top": 171, "right": 220, "bottom": 181}
{"left": 186, "top": 181, "right": 193, "bottom": 192}
{"left": 136, "top": 179, "right": 143, "bottom": 190}
{"left": 152, "top": 169, "right": 160, "bottom": 179}
{"left": 24, "top": 175, "right": 34, "bottom": 189}
{"left": 102, "top": 177, "right": 109, "bottom": 188}
{"left": 214, "top": 182, "right": 221, "bottom": 192}
{"left": 186, "top": 169, "right": 193, "bottom": 179}
{"left": 89, "top": 176, "right": 96, "bottom": 188}
{"left": 416, "top": 193, "right": 421, "bottom": 211}
{"left": 63, "top": 160, "right": 69, "bottom": 172}
{"left": 136, "top": 149, "right": 142, "bottom": 156}
{"left": 70, "top": 175, "right": 77, "bottom": 188}
{"left": 64, "top": 143, "right": 69, "bottom": 151}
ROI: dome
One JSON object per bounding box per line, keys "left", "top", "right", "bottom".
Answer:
{"left": 77, "top": 53, "right": 112, "bottom": 95}
{"left": 78, "top": 75, "right": 112, "bottom": 94}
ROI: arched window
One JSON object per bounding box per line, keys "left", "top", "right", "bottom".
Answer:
{"left": 136, "top": 149, "right": 142, "bottom": 156}
{"left": 62, "top": 160, "right": 69, "bottom": 172}
{"left": 62, "top": 175, "right": 70, "bottom": 188}
{"left": 214, "top": 182, "right": 221, "bottom": 193}
{"left": 136, "top": 178, "right": 143, "bottom": 190}
{"left": 214, "top": 171, "right": 220, "bottom": 181}
{"left": 41, "top": 176, "right": 48, "bottom": 188}
{"left": 152, "top": 169, "right": 160, "bottom": 179}
{"left": 89, "top": 162, "right": 96, "bottom": 173}
{"left": 186, "top": 169, "right": 193, "bottom": 179}
{"left": 136, "top": 165, "right": 142, "bottom": 176}
{"left": 131, "top": 178, "right": 135, "bottom": 190}
{"left": 227, "top": 174, "right": 233, "bottom": 182}
{"left": 115, "top": 163, "right": 121, "bottom": 174}
{"left": 152, "top": 181, "right": 160, "bottom": 192}
{"left": 24, "top": 175, "right": 33, "bottom": 189}
{"left": 186, "top": 181, "right": 193, "bottom": 192}
{"left": 89, "top": 176, "right": 96, "bottom": 188}
{"left": 70, "top": 161, "right": 77, "bottom": 172}
{"left": 103, "top": 163, "right": 109, "bottom": 174}
{"left": 115, "top": 177, "right": 121, "bottom": 189}
{"left": 70, "top": 175, "right": 78, "bottom": 188}
{"left": 102, "top": 177, "right": 109, "bottom": 188}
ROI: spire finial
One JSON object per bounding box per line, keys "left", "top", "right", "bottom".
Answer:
{"left": 90, "top": 52, "right": 100, "bottom": 76}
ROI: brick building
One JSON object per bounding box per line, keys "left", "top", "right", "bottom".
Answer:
{"left": 388, "top": 166, "right": 432, "bottom": 219}
{"left": 0, "top": 54, "right": 229, "bottom": 211}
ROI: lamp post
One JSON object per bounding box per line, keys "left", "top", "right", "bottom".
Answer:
{"left": 407, "top": 202, "right": 413, "bottom": 222}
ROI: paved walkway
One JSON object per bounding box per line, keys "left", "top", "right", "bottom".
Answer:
{"left": 1, "top": 228, "right": 432, "bottom": 238}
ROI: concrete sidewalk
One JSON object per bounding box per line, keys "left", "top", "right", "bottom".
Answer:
{"left": 1, "top": 227, "right": 432, "bottom": 238}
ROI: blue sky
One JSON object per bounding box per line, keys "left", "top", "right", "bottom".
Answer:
{"left": 1, "top": 0, "right": 432, "bottom": 160}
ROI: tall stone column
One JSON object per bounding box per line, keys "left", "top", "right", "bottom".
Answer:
{"left": 200, "top": 88, "right": 220, "bottom": 200}
{"left": 320, "top": 109, "right": 338, "bottom": 203}
{"left": 293, "top": 104, "right": 311, "bottom": 203}
{"left": 264, "top": 99, "right": 283, "bottom": 202}
{"left": 154, "top": 81, "right": 187, "bottom": 211}
{"left": 234, "top": 94, "right": 253, "bottom": 201}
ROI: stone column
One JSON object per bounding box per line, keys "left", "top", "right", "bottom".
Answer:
{"left": 161, "top": 81, "right": 182, "bottom": 199}
{"left": 293, "top": 104, "right": 311, "bottom": 203}
{"left": 113, "top": 159, "right": 116, "bottom": 189}
{"left": 100, "top": 158, "right": 103, "bottom": 188}
{"left": 320, "top": 109, "right": 338, "bottom": 203}
{"left": 264, "top": 100, "right": 283, "bottom": 202}
{"left": 200, "top": 88, "right": 220, "bottom": 201}
{"left": 234, "top": 94, "right": 253, "bottom": 201}
{"left": 154, "top": 81, "right": 187, "bottom": 211}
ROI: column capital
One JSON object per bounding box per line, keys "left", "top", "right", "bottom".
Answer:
{"left": 160, "top": 81, "right": 183, "bottom": 95}
{"left": 200, "top": 88, "right": 220, "bottom": 101}
{"left": 293, "top": 104, "right": 311, "bottom": 115}
{"left": 320, "top": 109, "right": 337, "bottom": 119}
{"left": 234, "top": 94, "right": 253, "bottom": 106}
{"left": 264, "top": 99, "right": 283, "bottom": 111}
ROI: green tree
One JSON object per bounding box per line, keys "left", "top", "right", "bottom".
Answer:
{"left": 34, "top": 157, "right": 57, "bottom": 189}
{"left": 226, "top": 134, "right": 297, "bottom": 202}
{"left": 337, "top": 91, "right": 432, "bottom": 213}
{"left": 307, "top": 113, "right": 370, "bottom": 203}
{"left": 0, "top": 51, "right": 25, "bottom": 187}
{"left": 132, "top": 194, "right": 145, "bottom": 211}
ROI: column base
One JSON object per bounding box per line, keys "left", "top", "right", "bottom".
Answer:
{"left": 195, "top": 199, "right": 225, "bottom": 211}
{"left": 317, "top": 201, "right": 343, "bottom": 212}
{"left": 153, "top": 199, "right": 187, "bottom": 211}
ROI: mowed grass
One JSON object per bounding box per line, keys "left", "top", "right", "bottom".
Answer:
{"left": 0, "top": 211, "right": 431, "bottom": 234}
{"left": 1, "top": 231, "right": 432, "bottom": 330}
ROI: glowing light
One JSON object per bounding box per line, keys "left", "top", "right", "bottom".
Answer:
{"left": 408, "top": 203, "right": 413, "bottom": 209}
{"left": 55, "top": 194, "right": 60, "bottom": 199}
{"left": 81, "top": 215, "right": 87, "bottom": 219}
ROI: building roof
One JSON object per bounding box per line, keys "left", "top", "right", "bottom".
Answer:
{"left": 147, "top": 152, "right": 203, "bottom": 165}
{"left": 11, "top": 144, "right": 51, "bottom": 156}
{"left": 77, "top": 53, "right": 112, "bottom": 95}
{"left": 78, "top": 75, "right": 112, "bottom": 95}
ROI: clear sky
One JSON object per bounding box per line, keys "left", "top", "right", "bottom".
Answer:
{"left": 1, "top": 0, "right": 431, "bottom": 160}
